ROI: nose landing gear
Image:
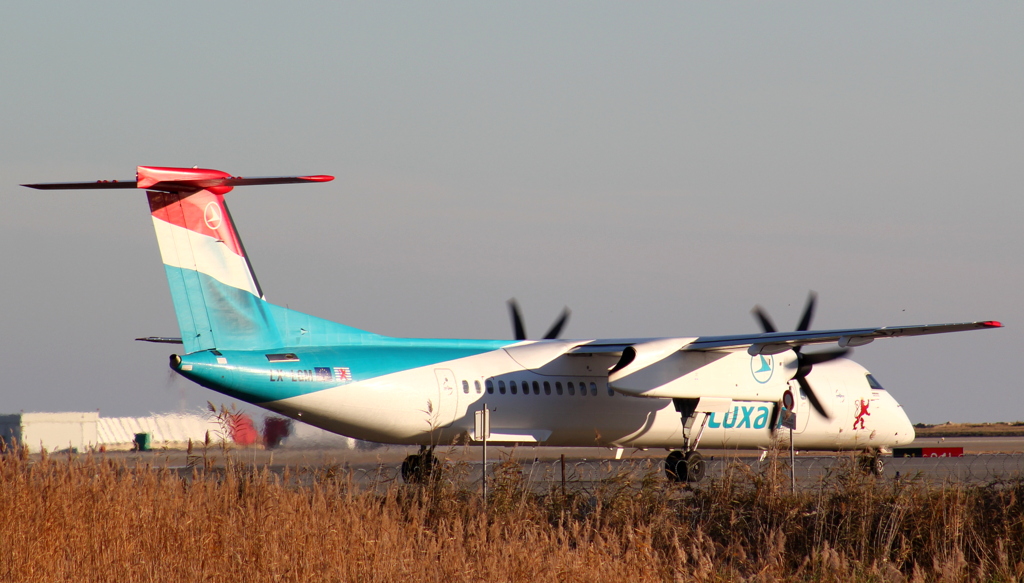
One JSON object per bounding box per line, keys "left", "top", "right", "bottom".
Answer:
{"left": 858, "top": 449, "right": 885, "bottom": 476}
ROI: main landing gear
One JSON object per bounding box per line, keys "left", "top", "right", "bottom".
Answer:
{"left": 665, "top": 398, "right": 710, "bottom": 483}
{"left": 401, "top": 446, "right": 440, "bottom": 483}
{"left": 665, "top": 450, "right": 706, "bottom": 483}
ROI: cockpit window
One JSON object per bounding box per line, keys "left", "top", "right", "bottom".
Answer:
{"left": 865, "top": 374, "right": 885, "bottom": 390}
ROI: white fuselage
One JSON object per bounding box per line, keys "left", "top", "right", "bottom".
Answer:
{"left": 266, "top": 344, "right": 915, "bottom": 452}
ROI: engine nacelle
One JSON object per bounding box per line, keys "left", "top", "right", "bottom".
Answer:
{"left": 608, "top": 340, "right": 798, "bottom": 401}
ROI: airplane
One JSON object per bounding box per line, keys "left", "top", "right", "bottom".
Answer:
{"left": 25, "top": 166, "right": 1003, "bottom": 482}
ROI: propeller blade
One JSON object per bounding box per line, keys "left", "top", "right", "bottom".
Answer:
{"left": 542, "top": 307, "right": 571, "bottom": 340}
{"left": 751, "top": 306, "right": 778, "bottom": 333}
{"left": 795, "top": 291, "right": 817, "bottom": 332}
{"left": 507, "top": 299, "right": 527, "bottom": 341}
{"left": 797, "top": 376, "right": 830, "bottom": 420}
{"left": 800, "top": 348, "right": 850, "bottom": 367}
{"left": 768, "top": 402, "right": 781, "bottom": 436}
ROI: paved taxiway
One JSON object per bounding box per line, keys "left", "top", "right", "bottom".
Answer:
{"left": 904, "top": 435, "right": 1024, "bottom": 454}
{"left": 78, "top": 434, "right": 1024, "bottom": 489}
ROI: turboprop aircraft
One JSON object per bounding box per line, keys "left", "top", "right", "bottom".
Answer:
{"left": 25, "top": 166, "right": 1003, "bottom": 482}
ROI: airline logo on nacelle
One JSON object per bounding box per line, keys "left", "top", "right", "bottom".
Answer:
{"left": 750, "top": 354, "right": 774, "bottom": 384}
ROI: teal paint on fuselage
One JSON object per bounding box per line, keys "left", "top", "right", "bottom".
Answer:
{"left": 176, "top": 339, "right": 514, "bottom": 403}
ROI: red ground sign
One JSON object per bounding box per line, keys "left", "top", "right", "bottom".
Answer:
{"left": 893, "top": 447, "right": 964, "bottom": 458}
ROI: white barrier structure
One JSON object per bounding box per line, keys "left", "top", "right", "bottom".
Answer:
{"left": 97, "top": 414, "right": 221, "bottom": 450}
{"left": 0, "top": 411, "right": 369, "bottom": 452}
{"left": 0, "top": 412, "right": 100, "bottom": 454}
{"left": 0, "top": 412, "right": 219, "bottom": 452}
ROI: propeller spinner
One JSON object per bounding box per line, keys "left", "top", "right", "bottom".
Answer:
{"left": 752, "top": 292, "right": 848, "bottom": 424}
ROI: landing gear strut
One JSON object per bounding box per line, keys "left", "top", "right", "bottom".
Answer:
{"left": 401, "top": 446, "right": 439, "bottom": 483}
{"left": 665, "top": 398, "right": 710, "bottom": 483}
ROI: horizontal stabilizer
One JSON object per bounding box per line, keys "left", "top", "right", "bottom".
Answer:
{"left": 23, "top": 180, "right": 137, "bottom": 190}
{"left": 135, "top": 337, "right": 184, "bottom": 344}
{"left": 23, "top": 166, "right": 334, "bottom": 194}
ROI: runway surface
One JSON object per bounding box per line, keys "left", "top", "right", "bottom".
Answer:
{"left": 905, "top": 435, "right": 1024, "bottom": 454}
{"left": 84, "top": 434, "right": 1024, "bottom": 489}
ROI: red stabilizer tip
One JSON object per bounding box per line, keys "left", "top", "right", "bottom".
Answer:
{"left": 299, "top": 175, "right": 334, "bottom": 182}
{"left": 981, "top": 321, "right": 1003, "bottom": 327}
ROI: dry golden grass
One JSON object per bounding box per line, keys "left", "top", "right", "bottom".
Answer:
{"left": 1, "top": 446, "right": 1023, "bottom": 583}
{"left": 914, "top": 422, "right": 1024, "bottom": 437}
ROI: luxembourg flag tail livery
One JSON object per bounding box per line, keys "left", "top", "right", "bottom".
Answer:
{"left": 28, "top": 166, "right": 372, "bottom": 353}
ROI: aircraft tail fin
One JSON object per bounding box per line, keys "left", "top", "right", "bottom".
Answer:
{"left": 26, "top": 166, "right": 374, "bottom": 353}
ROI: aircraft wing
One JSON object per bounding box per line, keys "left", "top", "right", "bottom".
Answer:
{"left": 567, "top": 320, "right": 1001, "bottom": 357}
{"left": 559, "top": 320, "right": 1003, "bottom": 403}
{"left": 686, "top": 320, "right": 1002, "bottom": 354}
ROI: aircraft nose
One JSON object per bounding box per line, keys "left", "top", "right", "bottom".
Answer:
{"left": 891, "top": 404, "right": 916, "bottom": 445}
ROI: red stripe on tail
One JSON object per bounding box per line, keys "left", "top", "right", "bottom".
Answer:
{"left": 147, "top": 190, "right": 246, "bottom": 258}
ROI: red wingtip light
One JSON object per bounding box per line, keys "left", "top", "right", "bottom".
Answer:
{"left": 981, "top": 321, "right": 1003, "bottom": 328}
{"left": 300, "top": 175, "right": 334, "bottom": 182}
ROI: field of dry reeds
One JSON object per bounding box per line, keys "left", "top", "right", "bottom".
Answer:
{"left": 1, "top": 445, "right": 1023, "bottom": 583}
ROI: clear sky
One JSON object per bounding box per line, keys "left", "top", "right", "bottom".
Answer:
{"left": 1, "top": 3, "right": 1021, "bottom": 423}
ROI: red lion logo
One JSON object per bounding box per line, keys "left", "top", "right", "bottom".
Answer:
{"left": 853, "top": 399, "right": 871, "bottom": 430}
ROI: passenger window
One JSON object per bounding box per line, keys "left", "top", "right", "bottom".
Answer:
{"left": 532, "top": 381, "right": 540, "bottom": 395}
{"left": 543, "top": 381, "right": 551, "bottom": 395}
{"left": 462, "top": 380, "right": 470, "bottom": 394}
{"left": 486, "top": 379, "right": 494, "bottom": 394}
{"left": 475, "top": 380, "right": 482, "bottom": 394}
{"left": 498, "top": 380, "right": 506, "bottom": 394}
{"left": 590, "top": 382, "right": 598, "bottom": 396}
{"left": 567, "top": 382, "right": 575, "bottom": 396}
{"left": 510, "top": 381, "right": 518, "bottom": 395}
{"left": 555, "top": 381, "right": 563, "bottom": 395}
{"left": 607, "top": 383, "right": 614, "bottom": 396}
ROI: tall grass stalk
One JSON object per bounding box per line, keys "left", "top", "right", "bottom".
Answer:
{"left": 1, "top": 447, "right": 1022, "bottom": 582}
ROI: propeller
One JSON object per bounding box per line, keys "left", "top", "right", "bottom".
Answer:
{"left": 751, "top": 292, "right": 848, "bottom": 423}
{"left": 507, "top": 298, "right": 571, "bottom": 340}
